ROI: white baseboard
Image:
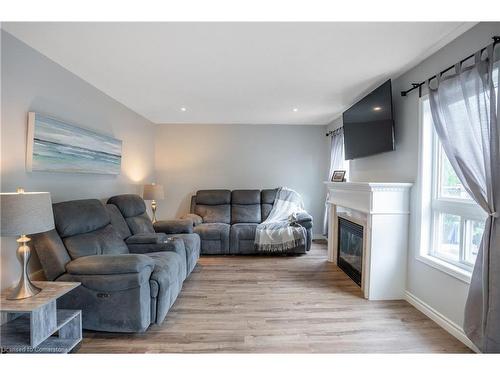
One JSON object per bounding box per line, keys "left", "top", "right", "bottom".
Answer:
{"left": 312, "top": 234, "right": 326, "bottom": 240}
{"left": 405, "top": 290, "right": 479, "bottom": 353}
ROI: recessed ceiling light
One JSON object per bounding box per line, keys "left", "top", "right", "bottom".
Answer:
{"left": 180, "top": 107, "right": 187, "bottom": 112}
{"left": 292, "top": 108, "right": 299, "bottom": 112}
{"left": 373, "top": 106, "right": 382, "bottom": 111}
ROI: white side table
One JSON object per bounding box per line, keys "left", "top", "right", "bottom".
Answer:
{"left": 1, "top": 281, "right": 81, "bottom": 353}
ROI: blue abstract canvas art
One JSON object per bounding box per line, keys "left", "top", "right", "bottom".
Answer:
{"left": 27, "top": 112, "right": 122, "bottom": 174}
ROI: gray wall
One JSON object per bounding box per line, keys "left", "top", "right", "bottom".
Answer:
{"left": 0, "top": 31, "right": 156, "bottom": 289}
{"left": 338, "top": 22, "right": 500, "bottom": 328}
{"left": 154, "top": 123, "right": 329, "bottom": 235}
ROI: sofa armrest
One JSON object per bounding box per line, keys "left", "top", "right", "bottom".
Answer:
{"left": 125, "top": 233, "right": 168, "bottom": 245}
{"left": 181, "top": 213, "right": 203, "bottom": 226}
{"left": 127, "top": 237, "right": 184, "bottom": 255}
{"left": 66, "top": 254, "right": 154, "bottom": 275}
{"left": 295, "top": 212, "right": 313, "bottom": 223}
{"left": 154, "top": 219, "right": 193, "bottom": 234}
{"left": 290, "top": 212, "right": 313, "bottom": 229}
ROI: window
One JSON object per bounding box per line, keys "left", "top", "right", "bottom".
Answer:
{"left": 419, "top": 97, "right": 487, "bottom": 277}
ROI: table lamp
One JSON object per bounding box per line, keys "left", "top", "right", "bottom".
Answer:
{"left": 0, "top": 188, "right": 54, "bottom": 300}
{"left": 143, "top": 183, "right": 164, "bottom": 223}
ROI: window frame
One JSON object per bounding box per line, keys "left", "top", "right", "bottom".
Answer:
{"left": 416, "top": 95, "right": 487, "bottom": 283}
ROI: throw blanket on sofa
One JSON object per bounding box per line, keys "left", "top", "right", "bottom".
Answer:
{"left": 254, "top": 187, "right": 307, "bottom": 252}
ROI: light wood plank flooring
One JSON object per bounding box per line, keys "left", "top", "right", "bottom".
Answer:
{"left": 78, "top": 241, "right": 471, "bottom": 353}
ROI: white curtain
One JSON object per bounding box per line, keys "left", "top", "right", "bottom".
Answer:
{"left": 323, "top": 128, "right": 345, "bottom": 236}
{"left": 428, "top": 44, "right": 499, "bottom": 352}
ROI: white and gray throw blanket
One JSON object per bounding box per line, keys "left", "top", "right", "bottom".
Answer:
{"left": 254, "top": 187, "right": 307, "bottom": 252}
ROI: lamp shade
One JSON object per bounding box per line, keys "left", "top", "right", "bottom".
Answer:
{"left": 143, "top": 184, "right": 164, "bottom": 200}
{"left": 0, "top": 191, "right": 55, "bottom": 236}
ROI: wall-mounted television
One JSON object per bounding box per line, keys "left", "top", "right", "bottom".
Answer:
{"left": 343, "top": 79, "right": 395, "bottom": 160}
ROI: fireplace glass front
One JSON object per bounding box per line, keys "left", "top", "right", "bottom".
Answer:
{"left": 337, "top": 217, "right": 363, "bottom": 286}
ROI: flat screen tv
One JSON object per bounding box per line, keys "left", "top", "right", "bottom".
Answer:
{"left": 343, "top": 79, "right": 395, "bottom": 160}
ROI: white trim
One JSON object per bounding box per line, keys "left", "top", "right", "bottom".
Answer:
{"left": 416, "top": 254, "right": 471, "bottom": 284}
{"left": 312, "top": 233, "right": 326, "bottom": 241}
{"left": 324, "top": 181, "right": 413, "bottom": 193}
{"left": 405, "top": 290, "right": 479, "bottom": 353}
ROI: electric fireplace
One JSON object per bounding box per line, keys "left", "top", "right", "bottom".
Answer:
{"left": 337, "top": 217, "right": 363, "bottom": 286}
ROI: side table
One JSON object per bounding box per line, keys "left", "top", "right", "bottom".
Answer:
{"left": 1, "top": 281, "right": 81, "bottom": 353}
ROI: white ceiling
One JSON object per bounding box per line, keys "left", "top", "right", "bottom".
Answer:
{"left": 3, "top": 22, "right": 475, "bottom": 125}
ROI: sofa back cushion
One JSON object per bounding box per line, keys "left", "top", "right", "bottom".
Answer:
{"left": 231, "top": 190, "right": 261, "bottom": 224}
{"left": 261, "top": 189, "right": 278, "bottom": 221}
{"left": 194, "top": 190, "right": 231, "bottom": 224}
{"left": 107, "top": 194, "right": 155, "bottom": 234}
{"left": 52, "top": 199, "right": 129, "bottom": 259}
{"left": 53, "top": 199, "right": 110, "bottom": 238}
{"left": 106, "top": 204, "right": 132, "bottom": 240}
{"left": 31, "top": 229, "right": 71, "bottom": 280}
{"left": 63, "top": 224, "right": 129, "bottom": 259}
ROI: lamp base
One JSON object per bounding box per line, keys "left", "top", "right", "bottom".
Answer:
{"left": 7, "top": 235, "right": 42, "bottom": 300}
{"left": 151, "top": 200, "right": 158, "bottom": 224}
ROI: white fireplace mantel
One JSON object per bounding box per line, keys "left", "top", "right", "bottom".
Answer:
{"left": 325, "top": 181, "right": 412, "bottom": 300}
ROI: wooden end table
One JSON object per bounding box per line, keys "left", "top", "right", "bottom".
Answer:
{"left": 1, "top": 281, "right": 82, "bottom": 353}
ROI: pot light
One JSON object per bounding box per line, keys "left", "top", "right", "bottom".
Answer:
{"left": 373, "top": 106, "right": 382, "bottom": 111}
{"left": 180, "top": 107, "right": 187, "bottom": 112}
{"left": 292, "top": 108, "right": 299, "bottom": 112}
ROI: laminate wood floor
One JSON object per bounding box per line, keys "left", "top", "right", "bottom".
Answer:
{"left": 78, "top": 241, "right": 471, "bottom": 353}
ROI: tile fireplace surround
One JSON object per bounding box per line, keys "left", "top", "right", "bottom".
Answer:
{"left": 325, "top": 182, "right": 412, "bottom": 300}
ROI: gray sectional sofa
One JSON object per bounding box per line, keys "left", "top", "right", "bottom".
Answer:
{"left": 31, "top": 195, "right": 200, "bottom": 333}
{"left": 186, "top": 189, "right": 313, "bottom": 255}
{"left": 30, "top": 190, "right": 311, "bottom": 333}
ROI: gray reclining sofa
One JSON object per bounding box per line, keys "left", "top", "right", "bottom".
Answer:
{"left": 31, "top": 195, "right": 200, "bottom": 333}
{"left": 186, "top": 189, "right": 313, "bottom": 255}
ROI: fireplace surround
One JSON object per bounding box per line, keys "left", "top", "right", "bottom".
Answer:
{"left": 325, "top": 182, "right": 412, "bottom": 300}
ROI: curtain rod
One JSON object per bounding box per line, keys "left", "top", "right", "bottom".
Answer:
{"left": 401, "top": 36, "right": 500, "bottom": 97}
{"left": 326, "top": 126, "right": 343, "bottom": 137}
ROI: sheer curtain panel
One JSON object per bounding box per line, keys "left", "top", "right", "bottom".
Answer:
{"left": 323, "top": 129, "right": 345, "bottom": 236}
{"left": 428, "top": 44, "right": 499, "bottom": 352}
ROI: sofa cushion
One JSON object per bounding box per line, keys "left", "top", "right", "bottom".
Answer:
{"left": 230, "top": 223, "right": 258, "bottom": 240}
{"left": 232, "top": 204, "right": 261, "bottom": 224}
{"left": 170, "top": 233, "right": 201, "bottom": 276}
{"left": 108, "top": 194, "right": 147, "bottom": 218}
{"left": 63, "top": 224, "right": 129, "bottom": 259}
{"left": 194, "top": 223, "right": 230, "bottom": 254}
{"left": 195, "top": 190, "right": 231, "bottom": 205}
{"left": 66, "top": 254, "right": 154, "bottom": 275}
{"left": 125, "top": 233, "right": 169, "bottom": 244}
{"left": 153, "top": 219, "right": 194, "bottom": 234}
{"left": 126, "top": 213, "right": 155, "bottom": 234}
{"left": 194, "top": 190, "right": 231, "bottom": 224}
{"left": 31, "top": 230, "right": 71, "bottom": 281}
{"left": 261, "top": 189, "right": 278, "bottom": 221}
{"left": 148, "top": 251, "right": 186, "bottom": 291}
{"left": 232, "top": 190, "right": 260, "bottom": 205}
{"left": 147, "top": 251, "right": 185, "bottom": 323}
{"left": 106, "top": 204, "right": 132, "bottom": 240}
{"left": 229, "top": 223, "right": 258, "bottom": 254}
{"left": 53, "top": 199, "right": 110, "bottom": 238}
{"left": 194, "top": 223, "right": 230, "bottom": 240}
{"left": 231, "top": 190, "right": 261, "bottom": 224}
{"left": 194, "top": 204, "right": 230, "bottom": 224}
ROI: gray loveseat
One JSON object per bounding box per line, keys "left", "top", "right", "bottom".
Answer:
{"left": 185, "top": 189, "right": 313, "bottom": 255}
{"left": 31, "top": 195, "right": 200, "bottom": 333}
